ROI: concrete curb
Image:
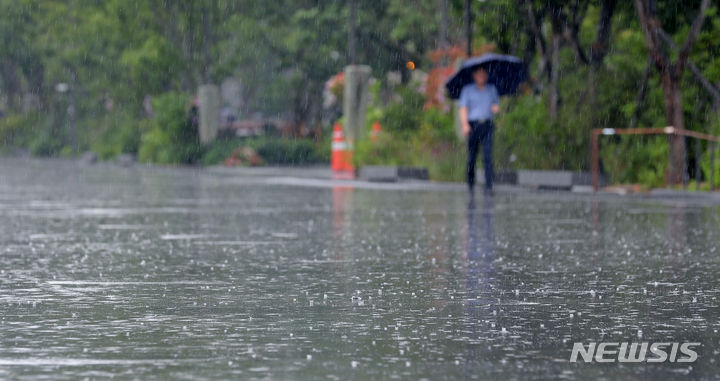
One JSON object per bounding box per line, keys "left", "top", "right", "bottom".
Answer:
{"left": 649, "top": 188, "right": 720, "bottom": 201}
{"left": 359, "top": 166, "right": 429, "bottom": 182}
{"left": 205, "top": 165, "right": 720, "bottom": 202}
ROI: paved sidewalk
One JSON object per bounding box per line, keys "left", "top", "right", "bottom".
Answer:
{"left": 206, "top": 165, "right": 527, "bottom": 193}
{"left": 206, "top": 165, "right": 334, "bottom": 179}
{"left": 206, "top": 165, "right": 720, "bottom": 203}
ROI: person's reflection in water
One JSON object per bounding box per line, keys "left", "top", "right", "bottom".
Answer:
{"left": 465, "top": 195, "right": 495, "bottom": 295}
{"left": 463, "top": 194, "right": 496, "bottom": 370}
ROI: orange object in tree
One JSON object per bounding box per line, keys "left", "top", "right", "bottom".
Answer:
{"left": 370, "top": 121, "right": 382, "bottom": 142}
{"left": 331, "top": 123, "right": 354, "bottom": 172}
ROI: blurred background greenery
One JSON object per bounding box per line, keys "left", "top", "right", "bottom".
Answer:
{"left": 0, "top": 0, "right": 718, "bottom": 187}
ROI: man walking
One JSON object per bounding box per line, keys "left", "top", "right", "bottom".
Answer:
{"left": 459, "top": 66, "right": 499, "bottom": 195}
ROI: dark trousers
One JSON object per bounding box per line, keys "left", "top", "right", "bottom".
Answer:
{"left": 467, "top": 120, "right": 494, "bottom": 190}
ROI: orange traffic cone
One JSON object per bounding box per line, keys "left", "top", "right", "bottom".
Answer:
{"left": 331, "top": 123, "right": 354, "bottom": 174}
{"left": 370, "top": 121, "right": 382, "bottom": 142}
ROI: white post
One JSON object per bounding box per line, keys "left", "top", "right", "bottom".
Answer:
{"left": 342, "top": 65, "right": 371, "bottom": 143}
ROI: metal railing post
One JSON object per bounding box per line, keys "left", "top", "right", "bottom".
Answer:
{"left": 668, "top": 135, "right": 675, "bottom": 187}
{"left": 682, "top": 137, "right": 689, "bottom": 190}
{"left": 712, "top": 143, "right": 716, "bottom": 192}
{"left": 696, "top": 138, "right": 701, "bottom": 191}
{"left": 592, "top": 130, "right": 599, "bottom": 192}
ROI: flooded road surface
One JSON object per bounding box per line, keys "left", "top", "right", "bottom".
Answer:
{"left": 1, "top": 158, "right": 719, "bottom": 380}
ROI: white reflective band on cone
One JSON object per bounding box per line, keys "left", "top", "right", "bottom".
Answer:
{"left": 332, "top": 142, "right": 347, "bottom": 150}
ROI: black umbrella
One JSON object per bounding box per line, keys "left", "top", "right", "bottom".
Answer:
{"left": 445, "top": 53, "right": 528, "bottom": 99}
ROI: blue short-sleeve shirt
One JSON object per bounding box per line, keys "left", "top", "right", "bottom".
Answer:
{"left": 459, "top": 83, "right": 499, "bottom": 121}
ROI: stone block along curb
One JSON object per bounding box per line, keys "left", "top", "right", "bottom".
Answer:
{"left": 359, "top": 166, "right": 429, "bottom": 182}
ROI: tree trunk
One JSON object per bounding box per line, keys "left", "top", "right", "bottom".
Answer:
{"left": 1, "top": 62, "right": 21, "bottom": 112}
{"left": 439, "top": 0, "right": 448, "bottom": 50}
{"left": 634, "top": 0, "right": 710, "bottom": 185}
{"left": 660, "top": 72, "right": 686, "bottom": 184}
{"left": 549, "top": 26, "right": 561, "bottom": 121}
{"left": 629, "top": 58, "right": 652, "bottom": 128}
{"left": 201, "top": 3, "right": 212, "bottom": 84}
{"left": 291, "top": 77, "right": 312, "bottom": 138}
{"left": 525, "top": 1, "right": 549, "bottom": 93}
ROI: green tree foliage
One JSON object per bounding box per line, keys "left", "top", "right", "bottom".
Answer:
{"left": 0, "top": 0, "right": 446, "bottom": 157}
{"left": 0, "top": 0, "right": 719, "bottom": 187}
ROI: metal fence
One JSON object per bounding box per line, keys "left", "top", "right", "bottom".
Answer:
{"left": 591, "top": 126, "right": 719, "bottom": 192}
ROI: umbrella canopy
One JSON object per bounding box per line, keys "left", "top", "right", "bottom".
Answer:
{"left": 445, "top": 53, "right": 528, "bottom": 99}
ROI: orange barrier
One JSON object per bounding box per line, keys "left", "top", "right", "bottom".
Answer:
{"left": 331, "top": 123, "right": 354, "bottom": 174}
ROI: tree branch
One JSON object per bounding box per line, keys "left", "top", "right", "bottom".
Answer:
{"left": 630, "top": 57, "right": 652, "bottom": 128}
{"left": 589, "top": 0, "right": 616, "bottom": 65}
{"left": 674, "top": 0, "right": 710, "bottom": 76}
{"left": 658, "top": 29, "right": 720, "bottom": 109}
{"left": 633, "top": 0, "right": 669, "bottom": 71}
{"left": 357, "top": 29, "right": 423, "bottom": 65}
{"left": 559, "top": 0, "right": 616, "bottom": 67}
{"left": 559, "top": 0, "right": 590, "bottom": 65}
{"left": 525, "top": 0, "right": 551, "bottom": 81}
{"left": 525, "top": 0, "right": 547, "bottom": 58}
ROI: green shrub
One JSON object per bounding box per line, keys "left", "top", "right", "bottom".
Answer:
{"left": 89, "top": 111, "right": 142, "bottom": 159}
{"left": 495, "top": 95, "right": 588, "bottom": 171}
{"left": 354, "top": 131, "right": 417, "bottom": 166}
{"left": 0, "top": 112, "right": 42, "bottom": 149}
{"left": 26, "top": 114, "right": 65, "bottom": 157}
{"left": 202, "top": 136, "right": 330, "bottom": 166}
{"left": 418, "top": 108, "right": 456, "bottom": 144}
{"left": 355, "top": 105, "right": 465, "bottom": 182}
{"left": 201, "top": 138, "right": 240, "bottom": 165}
{"left": 138, "top": 92, "right": 203, "bottom": 164}
{"left": 0, "top": 112, "right": 67, "bottom": 157}
{"left": 29, "top": 132, "right": 65, "bottom": 157}
{"left": 701, "top": 144, "right": 720, "bottom": 189}
{"left": 379, "top": 87, "right": 425, "bottom": 137}
{"left": 254, "top": 138, "right": 320, "bottom": 164}
{"left": 600, "top": 135, "right": 668, "bottom": 187}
